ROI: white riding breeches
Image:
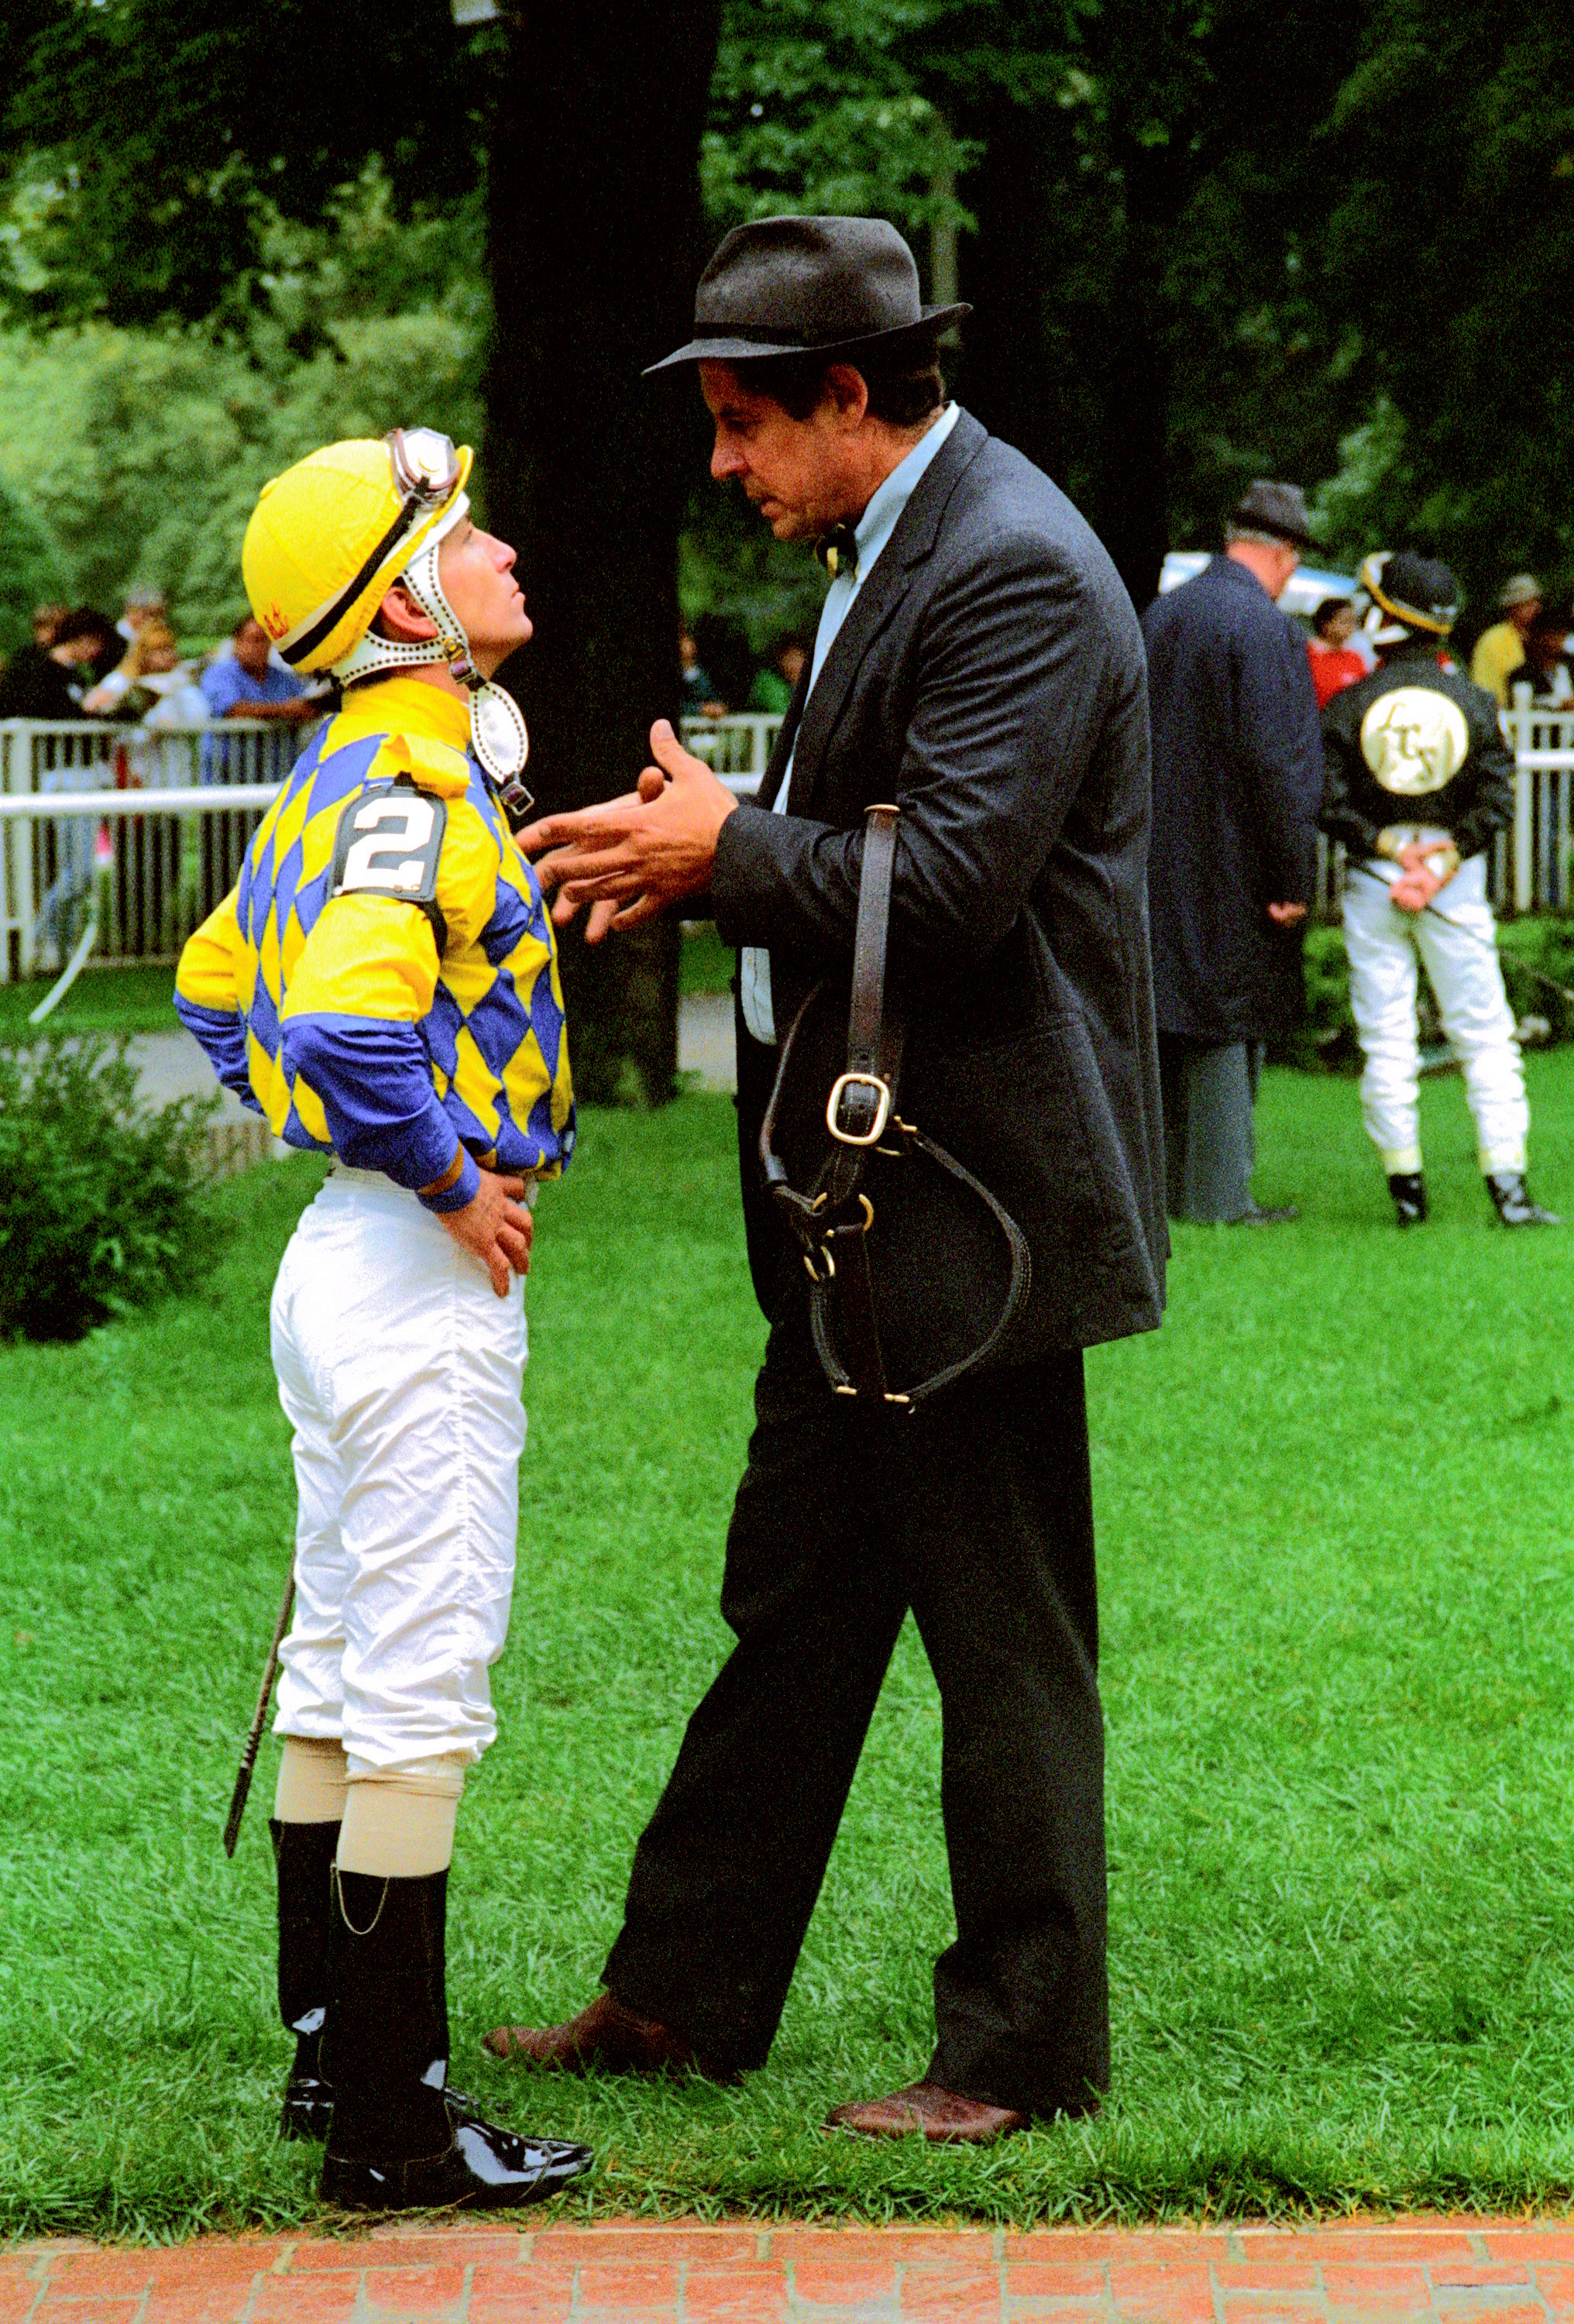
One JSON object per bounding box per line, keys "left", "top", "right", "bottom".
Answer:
{"left": 1342, "top": 854, "right": 1528, "bottom": 1175}
{"left": 270, "top": 1167, "right": 527, "bottom": 1773}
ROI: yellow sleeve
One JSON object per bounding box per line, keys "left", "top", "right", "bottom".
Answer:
{"left": 176, "top": 887, "right": 245, "bottom": 1012}
{"left": 281, "top": 891, "right": 441, "bottom": 1026}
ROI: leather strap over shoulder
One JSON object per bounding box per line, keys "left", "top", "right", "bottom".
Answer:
{"left": 758, "top": 802, "right": 1029, "bottom": 1411}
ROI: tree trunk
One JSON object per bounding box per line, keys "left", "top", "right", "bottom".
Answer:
{"left": 483, "top": 2, "right": 720, "bottom": 1105}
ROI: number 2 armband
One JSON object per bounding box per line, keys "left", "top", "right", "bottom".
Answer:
{"left": 331, "top": 778, "right": 449, "bottom": 950}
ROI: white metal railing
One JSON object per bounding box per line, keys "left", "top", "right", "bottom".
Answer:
{"left": 0, "top": 713, "right": 776, "bottom": 982}
{"left": 7, "top": 697, "right": 1566, "bottom": 980}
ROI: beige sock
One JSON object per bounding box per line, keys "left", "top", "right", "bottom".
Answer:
{"left": 337, "top": 1755, "right": 468, "bottom": 1878}
{"left": 274, "top": 1735, "right": 349, "bottom": 1824}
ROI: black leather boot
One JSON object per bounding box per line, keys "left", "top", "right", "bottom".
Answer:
{"left": 320, "top": 1865, "right": 593, "bottom": 2212}
{"left": 270, "top": 1818, "right": 339, "bottom": 2140}
{"left": 1387, "top": 1171, "right": 1428, "bottom": 1227}
{"left": 1486, "top": 1171, "right": 1562, "bottom": 1227}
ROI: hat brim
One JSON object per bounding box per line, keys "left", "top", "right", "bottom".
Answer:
{"left": 644, "top": 303, "right": 971, "bottom": 375}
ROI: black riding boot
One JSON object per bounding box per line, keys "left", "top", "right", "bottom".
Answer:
{"left": 270, "top": 1818, "right": 339, "bottom": 2140}
{"left": 1486, "top": 1171, "right": 1562, "bottom": 1227}
{"left": 1387, "top": 1171, "right": 1428, "bottom": 1227}
{"left": 320, "top": 1865, "right": 593, "bottom": 2212}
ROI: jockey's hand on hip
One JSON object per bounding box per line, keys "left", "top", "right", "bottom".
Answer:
{"left": 440, "top": 1167, "right": 534, "bottom": 1298}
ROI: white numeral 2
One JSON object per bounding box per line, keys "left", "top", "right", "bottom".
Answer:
{"left": 340, "top": 797, "right": 438, "bottom": 892}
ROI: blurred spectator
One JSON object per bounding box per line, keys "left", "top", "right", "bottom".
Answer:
{"left": 747, "top": 632, "right": 809, "bottom": 713}
{"left": 679, "top": 627, "right": 727, "bottom": 718}
{"left": 200, "top": 613, "right": 314, "bottom": 782}
{"left": 116, "top": 583, "right": 167, "bottom": 647}
{"left": 0, "top": 605, "right": 115, "bottom": 719}
{"left": 1504, "top": 606, "right": 1573, "bottom": 706}
{"left": 1469, "top": 574, "right": 1541, "bottom": 704}
{"left": 0, "top": 603, "right": 68, "bottom": 713}
{"left": 1307, "top": 596, "right": 1366, "bottom": 708}
{"left": 84, "top": 617, "right": 191, "bottom": 720}
{"left": 1143, "top": 479, "right": 1323, "bottom": 1226}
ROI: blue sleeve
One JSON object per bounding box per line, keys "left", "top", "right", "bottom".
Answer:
{"left": 174, "top": 991, "right": 264, "bottom": 1114}
{"left": 201, "top": 661, "right": 245, "bottom": 717}
{"left": 279, "top": 1014, "right": 481, "bottom": 1212}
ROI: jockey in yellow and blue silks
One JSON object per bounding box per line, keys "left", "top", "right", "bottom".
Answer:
{"left": 175, "top": 674, "right": 572, "bottom": 1207}
{"left": 174, "top": 429, "right": 591, "bottom": 2219}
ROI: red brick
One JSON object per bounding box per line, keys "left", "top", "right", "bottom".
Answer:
{"left": 277, "top": 2243, "right": 372, "bottom": 2274}
{"left": 1211, "top": 2258, "right": 1322, "bottom": 2291}
{"left": 0, "top": 2286, "right": 35, "bottom": 2324}
{"left": 1321, "top": 2264, "right": 1431, "bottom": 2305}
{"left": 900, "top": 2264, "right": 1004, "bottom": 2319}
{"left": 467, "top": 2262, "right": 577, "bottom": 2324}
{"left": 1103, "top": 2261, "right": 1216, "bottom": 2323}
{"left": 788, "top": 2259, "right": 900, "bottom": 2308}
{"left": 364, "top": 2232, "right": 524, "bottom": 2268}
{"left": 1428, "top": 2259, "right": 1533, "bottom": 2288}
{"left": 1003, "top": 2260, "right": 1106, "bottom": 2301}
{"left": 1490, "top": 2232, "right": 1574, "bottom": 2265}
{"left": 1308, "top": 2231, "right": 1478, "bottom": 2264}
{"left": 30, "top": 2303, "right": 143, "bottom": 2324}
{"left": 252, "top": 2275, "right": 363, "bottom": 2323}
{"left": 574, "top": 2260, "right": 682, "bottom": 2312}
{"left": 536, "top": 2229, "right": 757, "bottom": 2265}
{"left": 681, "top": 2263, "right": 791, "bottom": 2320}
{"left": 144, "top": 2291, "right": 262, "bottom": 2324}
{"left": 149, "top": 2242, "right": 294, "bottom": 2291}
{"left": 32, "top": 2250, "right": 156, "bottom": 2295}
{"left": 363, "top": 2261, "right": 468, "bottom": 2312}
{"left": 1218, "top": 2303, "right": 1327, "bottom": 2324}
{"left": 1431, "top": 2311, "right": 1542, "bottom": 2324}
{"left": 776, "top": 2233, "right": 995, "bottom": 2267}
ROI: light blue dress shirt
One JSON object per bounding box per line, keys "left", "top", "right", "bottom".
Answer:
{"left": 739, "top": 401, "right": 961, "bottom": 1046}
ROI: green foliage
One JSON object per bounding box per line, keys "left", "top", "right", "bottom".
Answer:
{"left": 0, "top": 470, "right": 64, "bottom": 655}
{"left": 0, "top": 301, "right": 484, "bottom": 637}
{"left": 8, "top": 1074, "right": 1574, "bottom": 2230}
{"left": 0, "top": 1030, "right": 218, "bottom": 1342}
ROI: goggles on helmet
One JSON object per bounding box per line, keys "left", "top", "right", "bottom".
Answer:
{"left": 387, "top": 427, "right": 463, "bottom": 505}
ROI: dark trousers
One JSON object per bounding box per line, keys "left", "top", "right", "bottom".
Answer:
{"left": 603, "top": 1312, "right": 1108, "bottom": 2119}
{"left": 1157, "top": 1032, "right": 1265, "bottom": 1222}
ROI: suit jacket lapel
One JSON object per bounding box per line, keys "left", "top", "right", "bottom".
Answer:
{"left": 749, "top": 655, "right": 813, "bottom": 813}
{"left": 785, "top": 411, "right": 987, "bottom": 815}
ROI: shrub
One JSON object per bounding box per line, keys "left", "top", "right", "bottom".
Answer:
{"left": 0, "top": 1032, "right": 219, "bottom": 1341}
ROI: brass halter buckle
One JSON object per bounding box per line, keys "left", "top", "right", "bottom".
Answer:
{"left": 827, "top": 1071, "right": 892, "bottom": 1147}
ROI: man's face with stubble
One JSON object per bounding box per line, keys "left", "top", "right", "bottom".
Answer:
{"left": 699, "top": 360, "right": 858, "bottom": 541}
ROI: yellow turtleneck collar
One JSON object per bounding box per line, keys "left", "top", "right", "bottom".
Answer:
{"left": 327, "top": 674, "right": 473, "bottom": 755}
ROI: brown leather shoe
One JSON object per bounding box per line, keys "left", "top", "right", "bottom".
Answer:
{"left": 824, "top": 2080, "right": 1029, "bottom": 2144}
{"left": 481, "top": 1989, "right": 737, "bottom": 2082}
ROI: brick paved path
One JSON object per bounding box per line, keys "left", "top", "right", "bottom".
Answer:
{"left": 9, "top": 2219, "right": 1574, "bottom": 2324}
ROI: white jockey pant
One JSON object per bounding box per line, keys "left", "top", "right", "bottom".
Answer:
{"left": 270, "top": 1167, "right": 527, "bottom": 1774}
{"left": 1342, "top": 854, "right": 1528, "bottom": 1175}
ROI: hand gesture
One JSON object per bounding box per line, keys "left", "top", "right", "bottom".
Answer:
{"left": 515, "top": 720, "right": 736, "bottom": 942}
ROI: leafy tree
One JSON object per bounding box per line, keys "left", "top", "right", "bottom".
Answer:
{"left": 0, "top": 473, "right": 64, "bottom": 653}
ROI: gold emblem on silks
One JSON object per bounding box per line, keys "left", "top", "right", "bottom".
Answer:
{"left": 1359, "top": 688, "right": 1470, "bottom": 796}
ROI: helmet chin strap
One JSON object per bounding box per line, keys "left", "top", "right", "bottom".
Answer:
{"left": 332, "top": 500, "right": 533, "bottom": 816}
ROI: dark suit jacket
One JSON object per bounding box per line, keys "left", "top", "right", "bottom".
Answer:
{"left": 1142, "top": 555, "right": 1323, "bottom": 1042}
{"left": 709, "top": 409, "right": 1166, "bottom": 1358}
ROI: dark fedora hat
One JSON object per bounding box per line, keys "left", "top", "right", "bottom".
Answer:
{"left": 1230, "top": 478, "right": 1315, "bottom": 548}
{"left": 646, "top": 215, "right": 970, "bottom": 373}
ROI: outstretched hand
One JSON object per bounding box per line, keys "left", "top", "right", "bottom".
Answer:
{"left": 515, "top": 720, "right": 737, "bottom": 942}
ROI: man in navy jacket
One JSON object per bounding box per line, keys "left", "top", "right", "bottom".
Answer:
{"left": 1143, "top": 481, "right": 1324, "bottom": 1224}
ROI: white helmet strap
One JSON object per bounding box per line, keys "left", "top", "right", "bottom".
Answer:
{"left": 331, "top": 496, "right": 531, "bottom": 804}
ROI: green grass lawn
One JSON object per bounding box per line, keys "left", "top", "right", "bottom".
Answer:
{"left": 0, "top": 964, "right": 179, "bottom": 1038}
{"left": 5, "top": 1057, "right": 1574, "bottom": 2237}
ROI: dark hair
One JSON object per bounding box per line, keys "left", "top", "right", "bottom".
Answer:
{"left": 234, "top": 610, "right": 268, "bottom": 639}
{"left": 56, "top": 604, "right": 115, "bottom": 647}
{"left": 1312, "top": 595, "right": 1354, "bottom": 637}
{"left": 741, "top": 341, "right": 945, "bottom": 430}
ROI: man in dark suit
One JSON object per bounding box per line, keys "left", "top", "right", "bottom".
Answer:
{"left": 1143, "top": 482, "right": 1325, "bottom": 1225}
{"left": 485, "top": 216, "right": 1166, "bottom": 2140}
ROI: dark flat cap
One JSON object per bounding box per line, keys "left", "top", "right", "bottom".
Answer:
{"left": 647, "top": 215, "right": 970, "bottom": 373}
{"left": 1231, "top": 478, "right": 1314, "bottom": 548}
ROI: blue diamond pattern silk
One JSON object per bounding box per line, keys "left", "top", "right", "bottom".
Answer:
{"left": 175, "top": 678, "right": 574, "bottom": 1199}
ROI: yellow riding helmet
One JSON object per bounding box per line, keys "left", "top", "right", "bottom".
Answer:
{"left": 242, "top": 430, "right": 473, "bottom": 676}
